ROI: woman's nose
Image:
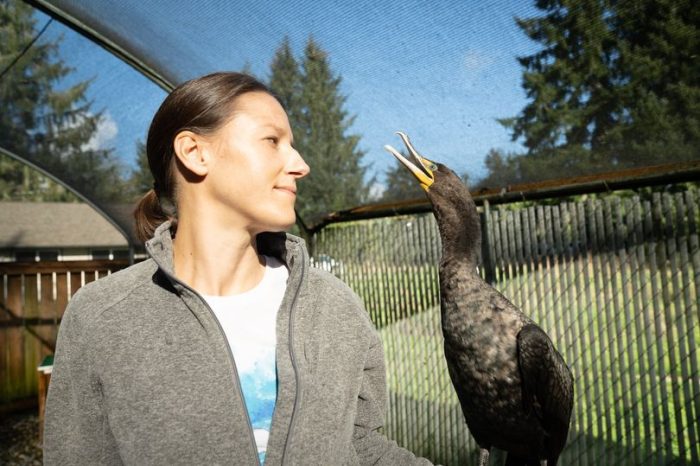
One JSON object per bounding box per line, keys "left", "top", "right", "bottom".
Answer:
{"left": 288, "top": 148, "right": 310, "bottom": 178}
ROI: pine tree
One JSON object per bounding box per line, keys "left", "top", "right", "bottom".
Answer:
{"left": 491, "top": 0, "right": 700, "bottom": 186}
{"left": 0, "top": 0, "right": 126, "bottom": 202}
{"left": 610, "top": 0, "right": 700, "bottom": 165}
{"left": 268, "top": 36, "right": 302, "bottom": 128}
{"left": 501, "top": 0, "right": 617, "bottom": 163}
{"left": 128, "top": 140, "right": 153, "bottom": 198}
{"left": 476, "top": 149, "right": 521, "bottom": 189}
{"left": 299, "top": 38, "right": 368, "bottom": 220}
{"left": 269, "top": 37, "right": 368, "bottom": 222}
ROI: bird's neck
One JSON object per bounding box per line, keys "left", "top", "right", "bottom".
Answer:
{"left": 433, "top": 193, "right": 481, "bottom": 267}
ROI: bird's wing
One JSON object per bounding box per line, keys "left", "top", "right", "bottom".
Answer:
{"left": 516, "top": 324, "right": 574, "bottom": 433}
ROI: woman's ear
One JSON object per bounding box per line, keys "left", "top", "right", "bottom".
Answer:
{"left": 173, "top": 131, "right": 209, "bottom": 177}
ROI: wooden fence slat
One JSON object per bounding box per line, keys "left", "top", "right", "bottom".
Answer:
{"left": 512, "top": 204, "right": 525, "bottom": 311}
{"left": 635, "top": 199, "right": 663, "bottom": 464}
{"left": 567, "top": 201, "right": 588, "bottom": 465}
{"left": 661, "top": 193, "right": 690, "bottom": 461}
{"left": 681, "top": 190, "right": 700, "bottom": 465}
{"left": 480, "top": 202, "right": 496, "bottom": 284}
{"left": 582, "top": 199, "right": 603, "bottom": 464}
{"left": 601, "top": 197, "right": 627, "bottom": 463}
{"left": 535, "top": 206, "right": 547, "bottom": 327}
{"left": 492, "top": 209, "right": 503, "bottom": 282}
{"left": 523, "top": 207, "right": 537, "bottom": 320}
{"left": 612, "top": 197, "right": 640, "bottom": 465}
{"left": 5, "top": 275, "right": 23, "bottom": 402}
{"left": 504, "top": 209, "right": 516, "bottom": 306}
{"left": 673, "top": 192, "right": 698, "bottom": 465}
{"left": 649, "top": 193, "right": 675, "bottom": 463}
{"left": 550, "top": 204, "right": 566, "bottom": 347}
{"left": 626, "top": 196, "right": 653, "bottom": 463}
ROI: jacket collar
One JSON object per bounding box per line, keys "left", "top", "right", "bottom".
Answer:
{"left": 145, "top": 220, "right": 308, "bottom": 276}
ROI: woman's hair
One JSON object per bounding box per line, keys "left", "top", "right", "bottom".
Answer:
{"left": 133, "top": 72, "right": 272, "bottom": 242}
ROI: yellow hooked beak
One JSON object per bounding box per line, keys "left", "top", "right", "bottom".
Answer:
{"left": 383, "top": 132, "right": 436, "bottom": 191}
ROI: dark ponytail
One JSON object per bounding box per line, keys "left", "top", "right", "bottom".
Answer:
{"left": 133, "top": 72, "right": 272, "bottom": 242}
{"left": 134, "top": 189, "right": 172, "bottom": 243}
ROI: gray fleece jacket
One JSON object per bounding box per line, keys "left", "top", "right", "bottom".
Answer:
{"left": 43, "top": 222, "right": 432, "bottom": 465}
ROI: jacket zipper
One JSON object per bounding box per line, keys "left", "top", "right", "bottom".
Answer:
{"left": 160, "top": 269, "right": 261, "bottom": 466}
{"left": 281, "top": 256, "right": 305, "bottom": 466}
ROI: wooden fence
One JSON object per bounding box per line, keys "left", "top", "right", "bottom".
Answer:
{"left": 312, "top": 187, "right": 700, "bottom": 465}
{"left": 0, "top": 260, "right": 129, "bottom": 403}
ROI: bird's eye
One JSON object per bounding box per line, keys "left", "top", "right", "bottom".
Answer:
{"left": 428, "top": 162, "right": 438, "bottom": 171}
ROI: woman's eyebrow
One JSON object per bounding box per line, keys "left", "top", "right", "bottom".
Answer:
{"left": 261, "top": 123, "right": 291, "bottom": 138}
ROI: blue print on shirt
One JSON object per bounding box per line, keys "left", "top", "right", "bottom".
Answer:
{"left": 237, "top": 348, "right": 277, "bottom": 464}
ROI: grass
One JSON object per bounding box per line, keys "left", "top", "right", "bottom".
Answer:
{"left": 342, "top": 256, "right": 700, "bottom": 465}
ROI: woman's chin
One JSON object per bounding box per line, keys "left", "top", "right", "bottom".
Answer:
{"left": 258, "top": 211, "right": 296, "bottom": 233}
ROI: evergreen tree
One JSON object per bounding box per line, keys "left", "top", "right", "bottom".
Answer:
{"left": 503, "top": 0, "right": 617, "bottom": 158}
{"left": 269, "top": 37, "right": 368, "bottom": 222}
{"left": 490, "top": 0, "right": 700, "bottom": 186}
{"left": 0, "top": 0, "right": 126, "bottom": 202}
{"left": 610, "top": 0, "right": 700, "bottom": 164}
{"left": 268, "top": 36, "right": 302, "bottom": 126}
{"left": 127, "top": 140, "right": 153, "bottom": 198}
{"left": 476, "top": 149, "right": 521, "bottom": 189}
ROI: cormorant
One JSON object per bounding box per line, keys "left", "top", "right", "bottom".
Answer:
{"left": 385, "top": 132, "right": 574, "bottom": 466}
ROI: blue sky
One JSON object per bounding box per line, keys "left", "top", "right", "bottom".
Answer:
{"left": 36, "top": 0, "right": 542, "bottom": 191}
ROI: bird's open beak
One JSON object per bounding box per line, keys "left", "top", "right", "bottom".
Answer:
{"left": 384, "top": 132, "right": 436, "bottom": 191}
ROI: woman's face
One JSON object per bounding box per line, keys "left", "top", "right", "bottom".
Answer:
{"left": 202, "top": 91, "right": 309, "bottom": 233}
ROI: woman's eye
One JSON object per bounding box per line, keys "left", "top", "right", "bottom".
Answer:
{"left": 266, "top": 137, "right": 279, "bottom": 145}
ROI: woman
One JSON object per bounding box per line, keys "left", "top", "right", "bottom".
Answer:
{"left": 43, "top": 72, "right": 433, "bottom": 465}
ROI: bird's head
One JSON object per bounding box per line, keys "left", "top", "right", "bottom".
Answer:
{"left": 383, "top": 131, "right": 471, "bottom": 206}
{"left": 384, "top": 131, "right": 481, "bottom": 261}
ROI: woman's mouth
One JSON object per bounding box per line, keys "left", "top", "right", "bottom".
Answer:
{"left": 274, "top": 186, "right": 297, "bottom": 196}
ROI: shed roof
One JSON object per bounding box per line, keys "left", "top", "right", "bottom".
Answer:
{"left": 0, "top": 202, "right": 128, "bottom": 248}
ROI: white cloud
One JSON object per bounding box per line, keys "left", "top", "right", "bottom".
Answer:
{"left": 83, "top": 112, "right": 118, "bottom": 151}
{"left": 368, "top": 181, "right": 386, "bottom": 201}
{"left": 463, "top": 50, "right": 495, "bottom": 72}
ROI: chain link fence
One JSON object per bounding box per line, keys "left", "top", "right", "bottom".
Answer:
{"left": 311, "top": 186, "right": 699, "bottom": 465}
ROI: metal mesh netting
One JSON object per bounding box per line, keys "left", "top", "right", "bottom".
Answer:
{"left": 311, "top": 186, "right": 700, "bottom": 466}
{"left": 5, "top": 0, "right": 696, "bottom": 234}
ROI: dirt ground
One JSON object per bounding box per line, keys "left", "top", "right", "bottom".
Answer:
{"left": 0, "top": 409, "right": 42, "bottom": 465}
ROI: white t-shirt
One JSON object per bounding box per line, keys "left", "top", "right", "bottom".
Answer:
{"left": 202, "top": 255, "right": 288, "bottom": 464}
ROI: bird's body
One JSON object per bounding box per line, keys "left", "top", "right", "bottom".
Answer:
{"left": 441, "top": 259, "right": 571, "bottom": 464}
{"left": 441, "top": 262, "right": 537, "bottom": 453}
{"left": 385, "top": 133, "right": 573, "bottom": 466}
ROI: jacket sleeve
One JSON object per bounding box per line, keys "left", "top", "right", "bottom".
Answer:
{"left": 352, "top": 329, "right": 435, "bottom": 465}
{"left": 43, "top": 291, "right": 115, "bottom": 465}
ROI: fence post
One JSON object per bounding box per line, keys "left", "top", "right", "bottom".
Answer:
{"left": 480, "top": 200, "right": 496, "bottom": 284}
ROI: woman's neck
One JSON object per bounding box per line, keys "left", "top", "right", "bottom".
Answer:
{"left": 172, "top": 212, "right": 265, "bottom": 297}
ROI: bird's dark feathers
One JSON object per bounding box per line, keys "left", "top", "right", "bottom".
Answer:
{"left": 518, "top": 324, "right": 574, "bottom": 461}
{"left": 430, "top": 166, "right": 574, "bottom": 465}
